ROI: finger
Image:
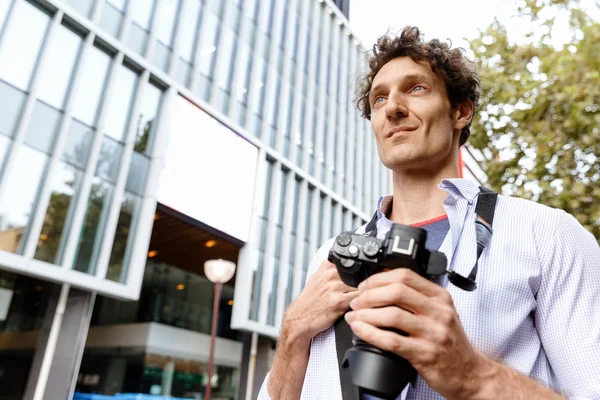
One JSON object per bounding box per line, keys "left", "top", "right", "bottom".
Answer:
{"left": 348, "top": 320, "right": 420, "bottom": 358}
{"left": 351, "top": 282, "right": 430, "bottom": 314}
{"left": 360, "top": 267, "right": 444, "bottom": 297}
{"left": 345, "top": 306, "right": 425, "bottom": 336}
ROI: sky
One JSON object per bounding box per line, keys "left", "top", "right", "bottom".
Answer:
{"left": 348, "top": 0, "right": 600, "bottom": 54}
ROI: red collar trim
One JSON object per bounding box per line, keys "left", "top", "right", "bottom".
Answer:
{"left": 411, "top": 214, "right": 448, "bottom": 227}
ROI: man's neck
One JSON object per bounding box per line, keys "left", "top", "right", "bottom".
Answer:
{"left": 389, "top": 166, "right": 460, "bottom": 226}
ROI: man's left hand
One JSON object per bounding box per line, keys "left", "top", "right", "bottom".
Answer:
{"left": 345, "top": 268, "right": 489, "bottom": 400}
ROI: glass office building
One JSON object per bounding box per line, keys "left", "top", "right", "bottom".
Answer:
{"left": 0, "top": 0, "right": 486, "bottom": 399}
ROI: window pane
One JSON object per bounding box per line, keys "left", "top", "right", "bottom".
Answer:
{"left": 152, "top": 41, "right": 171, "bottom": 72}
{"left": 68, "top": 0, "right": 94, "bottom": 18}
{"left": 104, "top": 65, "right": 137, "bottom": 142}
{"left": 0, "top": 79, "right": 26, "bottom": 138}
{"left": 197, "top": 12, "right": 219, "bottom": 77}
{"left": 95, "top": 136, "right": 123, "bottom": 183}
{"left": 0, "top": 146, "right": 47, "bottom": 254}
{"left": 106, "top": 192, "right": 139, "bottom": 283}
{"left": 0, "top": 1, "right": 10, "bottom": 31}
{"left": 125, "top": 152, "right": 148, "bottom": 196}
{"left": 24, "top": 101, "right": 62, "bottom": 155}
{"left": 99, "top": 1, "right": 123, "bottom": 38}
{"left": 0, "top": 134, "right": 11, "bottom": 179}
{"left": 155, "top": 0, "right": 178, "bottom": 46}
{"left": 0, "top": 2, "right": 49, "bottom": 91}
{"left": 72, "top": 47, "right": 112, "bottom": 126}
{"left": 215, "top": 26, "right": 236, "bottom": 93}
{"left": 72, "top": 178, "right": 113, "bottom": 274}
{"left": 63, "top": 119, "right": 93, "bottom": 170}
{"left": 34, "top": 162, "right": 82, "bottom": 264}
{"left": 36, "top": 25, "right": 82, "bottom": 109}
{"left": 127, "top": 22, "right": 148, "bottom": 55}
{"left": 133, "top": 83, "right": 162, "bottom": 154}
{"left": 175, "top": 58, "right": 192, "bottom": 87}
{"left": 130, "top": 0, "right": 155, "bottom": 28}
{"left": 178, "top": 0, "right": 201, "bottom": 61}
{"left": 107, "top": 0, "right": 126, "bottom": 10}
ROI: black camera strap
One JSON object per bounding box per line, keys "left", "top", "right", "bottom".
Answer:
{"left": 334, "top": 186, "right": 498, "bottom": 399}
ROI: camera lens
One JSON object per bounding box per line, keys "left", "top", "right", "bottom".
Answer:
{"left": 363, "top": 240, "right": 380, "bottom": 257}
{"left": 337, "top": 232, "right": 352, "bottom": 247}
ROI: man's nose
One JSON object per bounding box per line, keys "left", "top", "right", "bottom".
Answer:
{"left": 385, "top": 93, "right": 408, "bottom": 120}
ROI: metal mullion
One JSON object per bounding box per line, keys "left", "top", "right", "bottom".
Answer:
{"left": 335, "top": 31, "right": 349, "bottom": 195}
{"left": 286, "top": 0, "right": 310, "bottom": 164}
{"left": 117, "top": 0, "right": 135, "bottom": 42}
{"left": 274, "top": 171, "right": 295, "bottom": 327}
{"left": 59, "top": 52, "right": 126, "bottom": 271}
{"left": 141, "top": 0, "right": 161, "bottom": 61}
{"left": 90, "top": 0, "right": 105, "bottom": 23}
{"left": 324, "top": 20, "right": 341, "bottom": 189}
{"left": 242, "top": 0, "right": 271, "bottom": 130}
{"left": 0, "top": 0, "right": 17, "bottom": 50}
{"left": 24, "top": 26, "right": 100, "bottom": 260}
{"left": 307, "top": 188, "right": 320, "bottom": 266}
{"left": 257, "top": 0, "right": 285, "bottom": 146}
{"left": 208, "top": 0, "right": 235, "bottom": 103}
{"left": 124, "top": 86, "right": 175, "bottom": 291}
{"left": 273, "top": 0, "right": 297, "bottom": 154}
{"left": 165, "top": 0, "right": 185, "bottom": 78}
{"left": 333, "top": 201, "right": 342, "bottom": 236}
{"left": 312, "top": 8, "right": 330, "bottom": 183}
{"left": 344, "top": 209, "right": 353, "bottom": 232}
{"left": 226, "top": 2, "right": 253, "bottom": 117}
{"left": 300, "top": 2, "right": 321, "bottom": 172}
{"left": 291, "top": 179, "right": 308, "bottom": 297}
{"left": 344, "top": 45, "right": 358, "bottom": 202}
{"left": 0, "top": 8, "right": 63, "bottom": 225}
{"left": 232, "top": 148, "right": 269, "bottom": 327}
{"left": 364, "top": 115, "right": 374, "bottom": 211}
{"left": 321, "top": 195, "right": 332, "bottom": 243}
{"left": 188, "top": 0, "right": 211, "bottom": 93}
{"left": 257, "top": 164, "right": 283, "bottom": 325}
{"left": 92, "top": 70, "right": 150, "bottom": 280}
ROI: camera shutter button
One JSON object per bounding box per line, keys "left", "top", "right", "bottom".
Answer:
{"left": 348, "top": 244, "right": 359, "bottom": 256}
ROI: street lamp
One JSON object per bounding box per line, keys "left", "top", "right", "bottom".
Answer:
{"left": 204, "top": 259, "right": 236, "bottom": 400}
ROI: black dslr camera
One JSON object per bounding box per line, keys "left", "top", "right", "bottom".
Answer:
{"left": 328, "top": 223, "right": 449, "bottom": 399}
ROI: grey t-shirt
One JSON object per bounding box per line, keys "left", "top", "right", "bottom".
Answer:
{"left": 362, "top": 216, "right": 450, "bottom": 400}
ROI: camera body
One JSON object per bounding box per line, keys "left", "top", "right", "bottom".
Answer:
{"left": 328, "top": 223, "right": 448, "bottom": 399}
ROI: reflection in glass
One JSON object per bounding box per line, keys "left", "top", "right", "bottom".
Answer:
{"left": 197, "top": 12, "right": 219, "bottom": 77}
{"left": 0, "top": 134, "right": 11, "bottom": 177}
{"left": 0, "top": 146, "right": 47, "bottom": 254}
{"left": 99, "top": 1, "right": 123, "bottom": 38}
{"left": 129, "top": 0, "right": 155, "bottom": 28}
{"left": 152, "top": 41, "right": 171, "bottom": 72}
{"left": 34, "top": 163, "right": 82, "bottom": 264}
{"left": 71, "top": 47, "right": 112, "bottom": 126}
{"left": 133, "top": 84, "right": 162, "bottom": 154}
{"left": 95, "top": 136, "right": 123, "bottom": 183}
{"left": 125, "top": 152, "right": 149, "bottom": 196}
{"left": 0, "top": 1, "right": 49, "bottom": 91}
{"left": 104, "top": 65, "right": 138, "bottom": 142}
{"left": 0, "top": 79, "right": 26, "bottom": 138}
{"left": 106, "top": 192, "right": 139, "bottom": 283}
{"left": 68, "top": 0, "right": 94, "bottom": 18}
{"left": 36, "top": 25, "right": 82, "bottom": 109}
{"left": 155, "top": 0, "right": 177, "bottom": 46}
{"left": 73, "top": 178, "right": 113, "bottom": 274}
{"left": 178, "top": 0, "right": 201, "bottom": 62}
{"left": 62, "top": 119, "right": 93, "bottom": 170}
{"left": 24, "top": 101, "right": 62, "bottom": 155}
{"left": 127, "top": 22, "right": 148, "bottom": 56}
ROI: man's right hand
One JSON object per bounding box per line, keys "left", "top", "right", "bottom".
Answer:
{"left": 282, "top": 260, "right": 359, "bottom": 345}
{"left": 265, "top": 260, "right": 359, "bottom": 399}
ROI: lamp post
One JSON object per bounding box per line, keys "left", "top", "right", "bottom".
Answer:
{"left": 204, "top": 259, "right": 236, "bottom": 400}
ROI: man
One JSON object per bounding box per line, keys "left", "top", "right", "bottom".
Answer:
{"left": 258, "top": 26, "right": 600, "bottom": 399}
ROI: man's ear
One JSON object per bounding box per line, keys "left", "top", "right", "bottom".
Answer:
{"left": 453, "top": 100, "right": 474, "bottom": 131}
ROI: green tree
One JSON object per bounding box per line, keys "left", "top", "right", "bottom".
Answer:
{"left": 469, "top": 0, "right": 600, "bottom": 239}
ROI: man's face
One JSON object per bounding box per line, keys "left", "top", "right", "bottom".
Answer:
{"left": 369, "top": 56, "right": 463, "bottom": 173}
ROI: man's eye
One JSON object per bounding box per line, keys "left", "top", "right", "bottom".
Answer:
{"left": 412, "top": 85, "right": 425, "bottom": 93}
{"left": 374, "top": 96, "right": 385, "bottom": 104}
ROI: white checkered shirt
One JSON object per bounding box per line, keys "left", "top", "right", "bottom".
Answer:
{"left": 258, "top": 178, "right": 600, "bottom": 399}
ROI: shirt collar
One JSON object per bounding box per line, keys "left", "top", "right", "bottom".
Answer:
{"left": 376, "top": 178, "right": 481, "bottom": 220}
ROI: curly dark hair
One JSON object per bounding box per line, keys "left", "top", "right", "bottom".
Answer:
{"left": 357, "top": 26, "right": 481, "bottom": 146}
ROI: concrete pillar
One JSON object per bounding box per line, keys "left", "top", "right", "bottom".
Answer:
{"left": 22, "top": 285, "right": 95, "bottom": 400}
